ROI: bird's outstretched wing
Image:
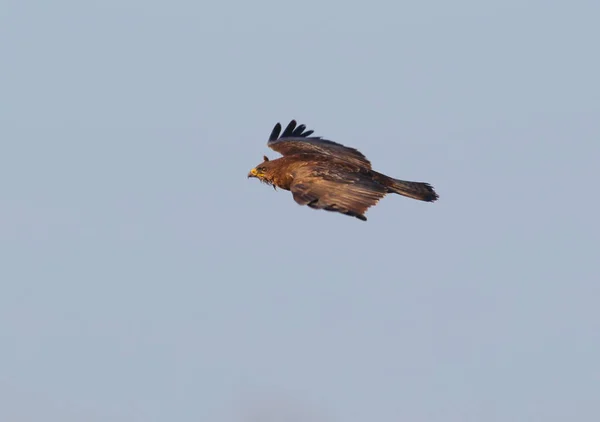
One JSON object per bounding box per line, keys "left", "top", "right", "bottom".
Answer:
{"left": 289, "top": 166, "right": 387, "bottom": 221}
{"left": 267, "top": 120, "right": 372, "bottom": 169}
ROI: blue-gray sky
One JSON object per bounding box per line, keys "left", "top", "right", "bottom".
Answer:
{"left": 1, "top": 1, "right": 599, "bottom": 421}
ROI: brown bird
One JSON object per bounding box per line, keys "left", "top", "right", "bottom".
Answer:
{"left": 248, "top": 120, "right": 439, "bottom": 221}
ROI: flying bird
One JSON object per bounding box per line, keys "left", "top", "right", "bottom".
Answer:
{"left": 248, "top": 120, "right": 439, "bottom": 221}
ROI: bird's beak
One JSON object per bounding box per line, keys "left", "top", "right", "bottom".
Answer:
{"left": 247, "top": 168, "right": 258, "bottom": 178}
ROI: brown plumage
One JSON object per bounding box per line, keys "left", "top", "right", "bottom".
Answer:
{"left": 248, "top": 120, "right": 439, "bottom": 221}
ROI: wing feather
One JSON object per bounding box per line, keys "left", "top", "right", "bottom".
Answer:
{"left": 267, "top": 120, "right": 371, "bottom": 169}
{"left": 290, "top": 165, "right": 386, "bottom": 221}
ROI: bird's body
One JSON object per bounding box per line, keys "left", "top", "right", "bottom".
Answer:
{"left": 248, "top": 120, "right": 438, "bottom": 221}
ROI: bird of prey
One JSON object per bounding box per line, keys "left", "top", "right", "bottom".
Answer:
{"left": 248, "top": 120, "right": 439, "bottom": 221}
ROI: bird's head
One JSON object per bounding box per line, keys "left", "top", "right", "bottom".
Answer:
{"left": 248, "top": 156, "right": 276, "bottom": 186}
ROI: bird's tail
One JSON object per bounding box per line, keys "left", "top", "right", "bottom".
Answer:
{"left": 372, "top": 172, "right": 439, "bottom": 202}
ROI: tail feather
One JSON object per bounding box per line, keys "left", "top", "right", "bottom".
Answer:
{"left": 372, "top": 171, "right": 439, "bottom": 202}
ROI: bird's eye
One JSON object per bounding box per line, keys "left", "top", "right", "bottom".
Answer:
{"left": 258, "top": 167, "right": 266, "bottom": 172}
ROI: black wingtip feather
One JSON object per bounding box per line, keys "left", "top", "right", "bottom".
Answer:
{"left": 270, "top": 120, "right": 319, "bottom": 140}
{"left": 292, "top": 124, "right": 306, "bottom": 136}
{"left": 269, "top": 123, "right": 282, "bottom": 142}
{"left": 281, "top": 120, "right": 297, "bottom": 138}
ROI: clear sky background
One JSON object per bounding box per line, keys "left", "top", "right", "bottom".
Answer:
{"left": 1, "top": 1, "right": 599, "bottom": 421}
